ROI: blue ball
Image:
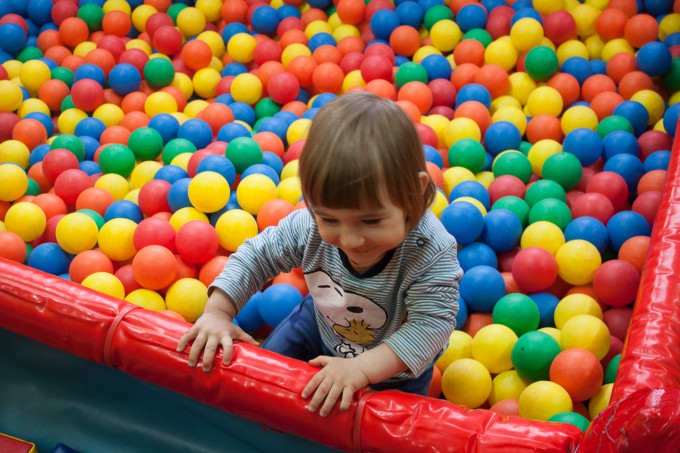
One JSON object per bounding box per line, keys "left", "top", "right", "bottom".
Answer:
{"left": 0, "top": 23, "right": 26, "bottom": 54}
{"left": 643, "top": 150, "right": 671, "bottom": 172}
{"left": 480, "top": 208, "right": 522, "bottom": 252}
{"left": 421, "top": 54, "right": 452, "bottom": 80}
{"left": 108, "top": 63, "right": 141, "bottom": 96}
{"left": 235, "top": 291, "right": 266, "bottom": 333}
{"left": 214, "top": 93, "right": 234, "bottom": 105}
{"left": 636, "top": 42, "right": 672, "bottom": 76}
{"left": 484, "top": 121, "right": 522, "bottom": 156}
{"left": 603, "top": 154, "right": 645, "bottom": 194}
{"left": 511, "top": 7, "right": 542, "bottom": 25}
{"left": 370, "top": 9, "right": 401, "bottom": 40}
{"left": 663, "top": 103, "right": 680, "bottom": 137}
{"left": 277, "top": 4, "right": 301, "bottom": 19}
{"left": 418, "top": 0, "right": 445, "bottom": 10}
{"left": 602, "top": 130, "right": 639, "bottom": 161}
{"left": 259, "top": 283, "right": 303, "bottom": 328}
{"left": 27, "top": 0, "right": 53, "bottom": 26}
{"left": 242, "top": 163, "right": 280, "bottom": 185}
{"left": 221, "top": 62, "right": 248, "bottom": 77}
{"left": 612, "top": 100, "right": 649, "bottom": 137}
{"left": 154, "top": 164, "right": 188, "bottom": 185}
{"left": 440, "top": 201, "right": 485, "bottom": 245}
{"left": 449, "top": 180, "right": 491, "bottom": 210}
{"left": 74, "top": 117, "right": 107, "bottom": 140}
{"left": 644, "top": 0, "right": 673, "bottom": 16}
{"left": 274, "top": 110, "right": 299, "bottom": 126}
{"left": 456, "top": 4, "right": 488, "bottom": 32}
{"left": 27, "top": 242, "right": 71, "bottom": 276}
{"left": 221, "top": 22, "right": 249, "bottom": 44}
{"left": 529, "top": 292, "right": 560, "bottom": 328}
{"left": 307, "top": 0, "right": 332, "bottom": 9}
{"left": 455, "top": 296, "right": 468, "bottom": 330}
{"left": 666, "top": 32, "right": 680, "bottom": 47}
{"left": 29, "top": 144, "right": 50, "bottom": 166}
{"left": 308, "top": 32, "right": 336, "bottom": 52}
{"left": 459, "top": 265, "right": 505, "bottom": 312}
{"left": 262, "top": 151, "right": 283, "bottom": 175}
{"left": 395, "top": 1, "right": 424, "bottom": 29}
{"left": 606, "top": 211, "right": 651, "bottom": 251}
{"left": 79, "top": 160, "right": 101, "bottom": 176}
{"left": 217, "top": 122, "right": 252, "bottom": 142}
{"left": 457, "top": 241, "right": 498, "bottom": 272}
{"left": 481, "top": 0, "right": 506, "bottom": 12}
{"left": 148, "top": 113, "right": 179, "bottom": 144}
{"left": 178, "top": 118, "right": 213, "bottom": 150}
{"left": 423, "top": 144, "right": 443, "bottom": 167}
{"left": 511, "top": 0, "right": 532, "bottom": 11}
{"left": 302, "top": 107, "right": 320, "bottom": 119}
{"left": 73, "top": 63, "right": 106, "bottom": 87}
{"left": 196, "top": 154, "right": 236, "bottom": 186}
{"left": 256, "top": 117, "right": 288, "bottom": 144}
{"left": 564, "top": 216, "right": 609, "bottom": 254}
{"left": 251, "top": 5, "right": 280, "bottom": 35}
{"left": 104, "top": 200, "right": 144, "bottom": 223}
{"left": 588, "top": 59, "right": 606, "bottom": 75}
{"left": 561, "top": 57, "right": 594, "bottom": 85}
{"left": 563, "top": 128, "right": 603, "bottom": 166}
{"left": 168, "top": 178, "right": 192, "bottom": 212}
{"left": 79, "top": 136, "right": 100, "bottom": 161}
{"left": 310, "top": 92, "right": 336, "bottom": 109}
{"left": 456, "top": 83, "right": 491, "bottom": 108}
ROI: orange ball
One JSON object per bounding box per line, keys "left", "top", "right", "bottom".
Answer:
{"left": 526, "top": 114, "right": 563, "bottom": 143}
{"left": 301, "top": 8, "right": 327, "bottom": 25}
{"left": 454, "top": 100, "right": 492, "bottom": 133}
{"left": 547, "top": 73, "right": 580, "bottom": 107}
{"left": 336, "top": 0, "right": 366, "bottom": 25}
{"left": 390, "top": 25, "right": 422, "bottom": 57}
{"left": 253, "top": 131, "right": 284, "bottom": 157}
{"left": 590, "top": 91, "right": 624, "bottom": 121}
{"left": 132, "top": 245, "right": 178, "bottom": 290}
{"left": 618, "top": 71, "right": 655, "bottom": 100}
{"left": 396, "top": 99, "right": 422, "bottom": 123}
{"left": 474, "top": 64, "right": 509, "bottom": 99}
{"left": 12, "top": 119, "right": 47, "bottom": 150}
{"left": 256, "top": 198, "right": 295, "bottom": 231}
{"left": 44, "top": 45, "right": 72, "bottom": 66}
{"left": 426, "top": 161, "right": 444, "bottom": 189}
{"left": 182, "top": 39, "right": 213, "bottom": 71}
{"left": 463, "top": 312, "right": 493, "bottom": 337}
{"left": 313, "top": 45, "right": 342, "bottom": 65}
{"left": 0, "top": 231, "right": 27, "bottom": 263}
{"left": 280, "top": 29, "right": 308, "bottom": 48}
{"left": 120, "top": 111, "right": 150, "bottom": 131}
{"left": 69, "top": 249, "right": 114, "bottom": 284}
{"left": 75, "top": 187, "right": 115, "bottom": 216}
{"left": 221, "top": 0, "right": 248, "bottom": 23}
{"left": 398, "top": 81, "right": 432, "bottom": 114}
{"left": 37, "top": 29, "right": 62, "bottom": 53}
{"left": 281, "top": 100, "right": 309, "bottom": 117}
{"left": 501, "top": 271, "right": 522, "bottom": 294}
{"left": 27, "top": 163, "right": 52, "bottom": 193}
{"left": 38, "top": 79, "right": 69, "bottom": 113}
{"left": 594, "top": 8, "right": 628, "bottom": 41}
{"left": 32, "top": 193, "right": 67, "bottom": 220}
{"left": 100, "top": 125, "right": 131, "bottom": 145}
{"left": 312, "top": 62, "right": 344, "bottom": 93}
{"left": 272, "top": 269, "right": 309, "bottom": 296}
{"left": 59, "top": 17, "right": 90, "bottom": 48}
{"left": 103, "top": 11, "right": 132, "bottom": 37}
{"left": 337, "top": 36, "right": 365, "bottom": 56}
{"left": 618, "top": 235, "right": 650, "bottom": 274}
{"left": 606, "top": 53, "right": 637, "bottom": 84}
{"left": 623, "top": 13, "right": 659, "bottom": 48}
{"left": 365, "top": 78, "right": 396, "bottom": 99}
{"left": 257, "top": 61, "right": 286, "bottom": 88}
{"left": 427, "top": 366, "right": 443, "bottom": 398}
{"left": 197, "top": 103, "right": 234, "bottom": 137}
{"left": 549, "top": 348, "right": 604, "bottom": 402}
{"left": 608, "top": 0, "right": 639, "bottom": 17}
{"left": 453, "top": 39, "right": 485, "bottom": 67}
{"left": 198, "top": 255, "right": 229, "bottom": 287}
{"left": 85, "top": 48, "right": 116, "bottom": 77}
{"left": 287, "top": 55, "right": 317, "bottom": 89}
{"left": 451, "top": 63, "right": 480, "bottom": 91}
{"left": 121, "top": 91, "right": 148, "bottom": 113}
{"left": 581, "top": 74, "right": 617, "bottom": 103}
{"left": 637, "top": 170, "right": 666, "bottom": 194}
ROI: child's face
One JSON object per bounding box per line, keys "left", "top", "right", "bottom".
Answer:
{"left": 312, "top": 194, "right": 409, "bottom": 271}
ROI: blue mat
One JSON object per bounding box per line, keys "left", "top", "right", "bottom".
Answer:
{"left": 0, "top": 328, "right": 339, "bottom": 453}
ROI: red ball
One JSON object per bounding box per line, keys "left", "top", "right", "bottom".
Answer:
{"left": 428, "top": 79, "right": 457, "bottom": 108}
{"left": 543, "top": 10, "right": 576, "bottom": 45}
{"left": 133, "top": 216, "right": 177, "bottom": 252}
{"left": 70, "top": 79, "right": 105, "bottom": 112}
{"left": 132, "top": 245, "right": 178, "bottom": 290}
{"left": 631, "top": 190, "right": 662, "bottom": 229}
{"left": 601, "top": 335, "right": 624, "bottom": 370}
{"left": 175, "top": 220, "right": 219, "bottom": 264}
{"left": 0, "top": 231, "right": 27, "bottom": 263}
{"left": 198, "top": 255, "right": 229, "bottom": 287}
{"left": 549, "top": 348, "right": 604, "bottom": 402}
{"left": 42, "top": 149, "right": 80, "bottom": 184}
{"left": 489, "top": 399, "right": 519, "bottom": 416}
{"left": 0, "top": 112, "right": 20, "bottom": 142}
{"left": 585, "top": 171, "right": 629, "bottom": 212}
{"left": 593, "top": 259, "right": 640, "bottom": 307}
{"left": 360, "top": 55, "right": 393, "bottom": 83}
{"left": 637, "top": 130, "right": 673, "bottom": 161}
{"left": 69, "top": 250, "right": 114, "bottom": 284}
{"left": 153, "top": 25, "right": 183, "bottom": 56}
{"left": 137, "top": 179, "right": 172, "bottom": 217}
{"left": 571, "top": 192, "right": 616, "bottom": 225}
{"left": 415, "top": 123, "right": 438, "bottom": 148}
{"left": 53, "top": 169, "right": 94, "bottom": 207}
{"left": 488, "top": 175, "right": 527, "bottom": 205}
{"left": 267, "top": 71, "right": 300, "bottom": 105}
{"left": 511, "top": 246, "right": 558, "bottom": 293}
{"left": 115, "top": 264, "right": 142, "bottom": 295}
{"left": 603, "top": 307, "right": 633, "bottom": 343}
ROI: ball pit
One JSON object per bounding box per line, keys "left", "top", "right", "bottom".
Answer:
{"left": 1, "top": 0, "right": 680, "bottom": 450}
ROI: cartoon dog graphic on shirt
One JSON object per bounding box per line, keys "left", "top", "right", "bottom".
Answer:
{"left": 306, "top": 270, "right": 387, "bottom": 358}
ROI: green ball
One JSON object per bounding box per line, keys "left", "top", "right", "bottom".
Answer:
{"left": 51, "top": 67, "right": 73, "bottom": 87}
{"left": 128, "top": 127, "right": 164, "bottom": 161}
{"left": 60, "top": 95, "right": 76, "bottom": 112}
{"left": 78, "top": 209, "right": 105, "bottom": 230}
{"left": 463, "top": 29, "right": 492, "bottom": 47}
{"left": 519, "top": 141, "right": 532, "bottom": 156}
{"left": 226, "top": 137, "right": 263, "bottom": 173}
{"left": 25, "top": 243, "right": 33, "bottom": 263}
{"left": 424, "top": 5, "right": 453, "bottom": 30}
{"left": 448, "top": 138, "right": 486, "bottom": 173}
{"left": 542, "top": 152, "right": 583, "bottom": 191}
{"left": 492, "top": 151, "right": 533, "bottom": 183}
{"left": 17, "top": 46, "right": 43, "bottom": 62}
{"left": 98, "top": 144, "right": 136, "bottom": 177}
{"left": 524, "top": 46, "right": 559, "bottom": 81}
{"left": 254, "top": 97, "right": 281, "bottom": 119}
{"left": 143, "top": 58, "right": 175, "bottom": 89}
{"left": 167, "top": 3, "right": 188, "bottom": 23}
{"left": 51, "top": 134, "right": 85, "bottom": 161}
{"left": 548, "top": 412, "right": 591, "bottom": 433}
{"left": 596, "top": 115, "right": 634, "bottom": 138}
{"left": 511, "top": 331, "right": 562, "bottom": 382}
{"left": 395, "top": 62, "right": 429, "bottom": 88}
{"left": 604, "top": 353, "right": 621, "bottom": 384}
{"left": 529, "top": 198, "right": 573, "bottom": 231}
{"left": 524, "top": 179, "right": 566, "bottom": 207}
{"left": 492, "top": 196, "right": 530, "bottom": 228}
{"left": 77, "top": 3, "right": 104, "bottom": 32}
{"left": 162, "top": 138, "right": 197, "bottom": 165}
{"left": 661, "top": 58, "right": 680, "bottom": 92}
{"left": 26, "top": 178, "right": 41, "bottom": 196}
{"left": 492, "top": 293, "right": 540, "bottom": 337}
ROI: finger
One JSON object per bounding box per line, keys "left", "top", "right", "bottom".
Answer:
{"left": 176, "top": 328, "right": 197, "bottom": 352}
{"left": 308, "top": 377, "right": 331, "bottom": 413}
{"left": 201, "top": 336, "right": 221, "bottom": 372}
{"left": 221, "top": 336, "right": 235, "bottom": 365}
{"left": 187, "top": 334, "right": 207, "bottom": 367}
{"left": 235, "top": 330, "right": 260, "bottom": 346}
{"left": 301, "top": 370, "right": 323, "bottom": 399}
{"left": 319, "top": 384, "right": 343, "bottom": 417}
{"left": 308, "top": 355, "right": 328, "bottom": 367}
{"left": 339, "top": 387, "right": 354, "bottom": 412}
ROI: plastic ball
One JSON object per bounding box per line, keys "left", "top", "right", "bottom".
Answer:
{"left": 98, "top": 218, "right": 138, "bottom": 262}
{"left": 618, "top": 235, "right": 650, "bottom": 274}
{"left": 436, "top": 330, "right": 473, "bottom": 372}
{"left": 214, "top": 209, "right": 258, "bottom": 252}
{"left": 604, "top": 354, "right": 621, "bottom": 385}
{"left": 81, "top": 272, "right": 125, "bottom": 299}
{"left": 493, "top": 293, "right": 541, "bottom": 337}
{"left": 0, "top": 230, "right": 27, "bottom": 263}
{"left": 560, "top": 314, "right": 610, "bottom": 361}
{"left": 525, "top": 46, "right": 559, "bottom": 81}
{"left": 165, "top": 278, "right": 208, "bottom": 323}
{"left": 459, "top": 265, "right": 506, "bottom": 312}
{"left": 448, "top": 139, "right": 487, "bottom": 174}
{"left": 175, "top": 220, "right": 219, "bottom": 264}
{"left": 555, "top": 240, "right": 602, "bottom": 285}
{"left": 471, "top": 324, "right": 518, "bottom": 374}
{"left": 512, "top": 330, "right": 562, "bottom": 382}
{"left": 521, "top": 221, "right": 565, "bottom": 255}
{"left": 439, "top": 201, "right": 484, "bottom": 245}
{"left": 588, "top": 383, "right": 614, "bottom": 420}
{"left": 98, "top": 144, "right": 136, "bottom": 177}
{"left": 518, "top": 381, "right": 572, "bottom": 421}
{"left": 542, "top": 152, "right": 583, "bottom": 191}
{"left": 480, "top": 208, "right": 522, "bottom": 253}
{"left": 529, "top": 198, "right": 572, "bottom": 231}
{"left": 457, "top": 242, "right": 498, "bottom": 272}
{"left": 133, "top": 217, "right": 176, "bottom": 252}
{"left": 132, "top": 245, "right": 178, "bottom": 291}
{"left": 125, "top": 289, "right": 166, "bottom": 311}
{"left": 4, "top": 201, "right": 46, "bottom": 242}
{"left": 441, "top": 358, "right": 492, "bottom": 408}
{"left": 511, "top": 247, "right": 558, "bottom": 293}
{"left": 55, "top": 212, "right": 98, "bottom": 254}
{"left": 104, "top": 200, "right": 143, "bottom": 223}
{"left": 68, "top": 250, "right": 114, "bottom": 284}
{"left": 484, "top": 121, "right": 522, "bottom": 157}
{"left": 258, "top": 283, "right": 303, "bottom": 328}
{"left": 593, "top": 259, "right": 640, "bottom": 307}
{"left": 606, "top": 211, "right": 651, "bottom": 251}
{"left": 188, "top": 171, "right": 230, "bottom": 214}
{"left": 488, "top": 370, "right": 530, "bottom": 407}
{"left": 0, "top": 163, "right": 28, "bottom": 201}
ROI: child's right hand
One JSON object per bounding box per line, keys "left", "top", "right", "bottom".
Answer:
{"left": 176, "top": 311, "right": 259, "bottom": 372}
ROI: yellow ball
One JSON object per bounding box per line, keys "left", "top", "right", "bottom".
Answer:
{"left": 560, "top": 314, "right": 610, "bottom": 360}
{"left": 192, "top": 67, "right": 221, "bottom": 99}
{"left": 230, "top": 73, "right": 263, "bottom": 105}
{"left": 659, "top": 13, "right": 680, "bottom": 41}
{"left": 538, "top": 327, "right": 561, "bottom": 344}
{"left": 430, "top": 20, "right": 462, "bottom": 53}
{"left": 488, "top": 370, "right": 530, "bottom": 406}
{"left": 0, "top": 163, "right": 28, "bottom": 201}
{"left": 443, "top": 118, "right": 481, "bottom": 147}
{"left": 172, "top": 72, "right": 194, "bottom": 100}
{"left": 145, "top": 92, "right": 178, "bottom": 117}
{"left": 554, "top": 293, "right": 603, "bottom": 329}
{"left": 124, "top": 188, "right": 140, "bottom": 204}
{"left": 287, "top": 118, "right": 312, "bottom": 144}
{"left": 0, "top": 80, "right": 23, "bottom": 112}
{"left": 125, "top": 288, "right": 167, "bottom": 311}
{"left": 281, "top": 160, "right": 299, "bottom": 180}
{"left": 81, "top": 272, "right": 126, "bottom": 299}
{"left": 93, "top": 103, "right": 124, "bottom": 127}
{"left": 588, "top": 383, "right": 614, "bottom": 420}
{"left": 195, "top": 0, "right": 222, "bottom": 22}
{"left": 18, "top": 98, "right": 50, "bottom": 118}
{"left": 485, "top": 39, "right": 518, "bottom": 71}
{"left": 333, "top": 24, "right": 360, "bottom": 42}
{"left": 430, "top": 190, "right": 448, "bottom": 218}
{"left": 492, "top": 106, "right": 527, "bottom": 135}
{"left": 521, "top": 221, "right": 566, "bottom": 255}
{"left": 562, "top": 105, "right": 599, "bottom": 134}
{"left": 57, "top": 108, "right": 88, "bottom": 135}
{"left": 518, "top": 381, "right": 573, "bottom": 421}
{"left": 176, "top": 7, "right": 206, "bottom": 37}
{"left": 601, "top": 38, "right": 635, "bottom": 62}
{"left": 342, "top": 69, "right": 366, "bottom": 92}
{"left": 555, "top": 239, "right": 602, "bottom": 285}
{"left": 214, "top": 209, "right": 258, "bottom": 252}
{"left": 103, "top": 0, "right": 131, "bottom": 14}
{"left": 55, "top": 213, "right": 99, "bottom": 254}
{"left": 277, "top": 176, "right": 303, "bottom": 206}
{"left": 19, "top": 60, "right": 51, "bottom": 93}
{"left": 533, "top": 0, "right": 564, "bottom": 13}
{"left": 585, "top": 34, "right": 604, "bottom": 60}
{"left": 98, "top": 218, "right": 138, "bottom": 262}
{"left": 571, "top": 4, "right": 599, "bottom": 38}
{"left": 526, "top": 86, "right": 563, "bottom": 117}
{"left": 169, "top": 207, "right": 210, "bottom": 231}
{"left": 305, "top": 20, "right": 333, "bottom": 38}
{"left": 475, "top": 171, "right": 494, "bottom": 189}
{"left": 183, "top": 99, "right": 209, "bottom": 118}
{"left": 189, "top": 171, "right": 230, "bottom": 213}
{"left": 471, "top": 324, "right": 518, "bottom": 374}
{"left": 507, "top": 72, "right": 536, "bottom": 106}
{"left": 452, "top": 196, "right": 487, "bottom": 216}
{"left": 237, "top": 174, "right": 278, "bottom": 215}
{"left": 94, "top": 173, "right": 131, "bottom": 201}
{"left": 5, "top": 201, "right": 46, "bottom": 241}
{"left": 281, "top": 43, "right": 312, "bottom": 67}
{"left": 556, "top": 40, "right": 589, "bottom": 65}
{"left": 131, "top": 4, "right": 157, "bottom": 32}
{"left": 412, "top": 45, "right": 443, "bottom": 63}
{"left": 510, "top": 18, "right": 544, "bottom": 52}
{"left": 435, "top": 330, "right": 473, "bottom": 373}
{"left": 227, "top": 32, "right": 257, "bottom": 63}
{"left": 631, "top": 89, "right": 666, "bottom": 125}
{"left": 129, "top": 161, "right": 163, "bottom": 189}
{"left": 165, "top": 278, "right": 208, "bottom": 323}
{"left": 528, "top": 139, "right": 562, "bottom": 177}
{"left": 443, "top": 167, "right": 476, "bottom": 197}
{"left": 73, "top": 41, "right": 96, "bottom": 58}
{"left": 421, "top": 114, "right": 450, "bottom": 147}
{"left": 441, "top": 358, "right": 492, "bottom": 408}
{"left": 197, "top": 30, "right": 225, "bottom": 57}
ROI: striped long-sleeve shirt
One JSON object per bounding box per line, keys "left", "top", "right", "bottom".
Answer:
{"left": 211, "top": 208, "right": 462, "bottom": 380}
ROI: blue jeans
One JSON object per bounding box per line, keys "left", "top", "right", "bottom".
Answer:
{"left": 261, "top": 296, "right": 433, "bottom": 396}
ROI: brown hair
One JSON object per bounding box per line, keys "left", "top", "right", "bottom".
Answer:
{"left": 299, "top": 91, "right": 436, "bottom": 226}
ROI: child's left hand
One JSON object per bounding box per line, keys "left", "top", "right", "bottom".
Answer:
{"left": 302, "top": 355, "right": 370, "bottom": 417}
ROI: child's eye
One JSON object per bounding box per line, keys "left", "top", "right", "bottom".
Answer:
{"left": 363, "top": 219, "right": 382, "bottom": 225}
{"left": 319, "top": 217, "right": 338, "bottom": 224}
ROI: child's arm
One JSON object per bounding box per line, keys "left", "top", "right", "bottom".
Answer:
{"left": 301, "top": 343, "right": 407, "bottom": 417}
{"left": 176, "top": 288, "right": 259, "bottom": 371}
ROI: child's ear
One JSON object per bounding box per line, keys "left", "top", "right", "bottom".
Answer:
{"left": 418, "top": 171, "right": 430, "bottom": 194}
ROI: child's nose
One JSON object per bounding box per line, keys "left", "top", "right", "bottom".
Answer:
{"left": 339, "top": 227, "right": 364, "bottom": 249}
